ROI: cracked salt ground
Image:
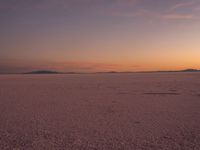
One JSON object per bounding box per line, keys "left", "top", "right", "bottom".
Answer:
{"left": 0, "top": 73, "right": 200, "bottom": 149}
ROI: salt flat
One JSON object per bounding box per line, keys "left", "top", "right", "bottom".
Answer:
{"left": 0, "top": 73, "right": 200, "bottom": 150}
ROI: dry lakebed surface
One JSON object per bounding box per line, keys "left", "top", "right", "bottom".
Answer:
{"left": 0, "top": 72, "right": 200, "bottom": 150}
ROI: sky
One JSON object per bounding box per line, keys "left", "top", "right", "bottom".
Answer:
{"left": 0, "top": 0, "right": 200, "bottom": 73}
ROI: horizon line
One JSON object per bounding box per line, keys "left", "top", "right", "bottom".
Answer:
{"left": 0, "top": 68, "right": 199, "bottom": 75}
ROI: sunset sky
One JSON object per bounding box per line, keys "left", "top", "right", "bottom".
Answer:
{"left": 0, "top": 0, "right": 200, "bottom": 73}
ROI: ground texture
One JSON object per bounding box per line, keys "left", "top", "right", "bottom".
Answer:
{"left": 0, "top": 73, "right": 200, "bottom": 150}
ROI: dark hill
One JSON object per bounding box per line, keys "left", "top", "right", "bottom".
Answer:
{"left": 181, "top": 69, "right": 200, "bottom": 72}
{"left": 24, "top": 70, "right": 60, "bottom": 74}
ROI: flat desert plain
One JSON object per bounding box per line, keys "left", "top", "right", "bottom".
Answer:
{"left": 0, "top": 73, "right": 200, "bottom": 150}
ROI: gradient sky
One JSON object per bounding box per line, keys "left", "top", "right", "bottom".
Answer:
{"left": 1, "top": 0, "right": 200, "bottom": 73}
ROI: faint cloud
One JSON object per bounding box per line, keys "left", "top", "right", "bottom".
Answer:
{"left": 163, "top": 0, "right": 199, "bottom": 21}
{"left": 163, "top": 14, "right": 194, "bottom": 20}
{"left": 106, "top": 0, "right": 199, "bottom": 22}
{"left": 109, "top": 9, "right": 155, "bottom": 18}
{"left": 169, "top": 0, "right": 197, "bottom": 12}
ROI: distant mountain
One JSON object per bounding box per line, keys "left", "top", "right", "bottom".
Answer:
{"left": 24, "top": 70, "right": 60, "bottom": 74}
{"left": 21, "top": 69, "right": 200, "bottom": 75}
{"left": 96, "top": 69, "right": 200, "bottom": 74}
{"left": 181, "top": 69, "right": 200, "bottom": 72}
{"left": 150, "top": 69, "right": 200, "bottom": 73}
